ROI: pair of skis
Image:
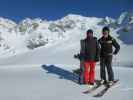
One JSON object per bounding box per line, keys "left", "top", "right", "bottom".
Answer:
{"left": 83, "top": 80, "right": 103, "bottom": 94}
{"left": 83, "top": 80, "right": 119, "bottom": 97}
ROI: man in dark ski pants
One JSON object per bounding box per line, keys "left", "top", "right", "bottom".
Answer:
{"left": 77, "top": 29, "right": 100, "bottom": 87}
{"left": 98, "top": 26, "right": 120, "bottom": 86}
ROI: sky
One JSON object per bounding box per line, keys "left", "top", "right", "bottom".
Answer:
{"left": 0, "top": 0, "right": 132, "bottom": 22}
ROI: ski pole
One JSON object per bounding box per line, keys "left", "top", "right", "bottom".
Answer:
{"left": 114, "top": 55, "right": 120, "bottom": 80}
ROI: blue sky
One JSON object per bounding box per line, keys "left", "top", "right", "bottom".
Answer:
{"left": 0, "top": 0, "right": 132, "bottom": 22}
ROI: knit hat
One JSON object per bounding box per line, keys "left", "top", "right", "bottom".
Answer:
{"left": 102, "top": 26, "right": 110, "bottom": 32}
{"left": 87, "top": 29, "right": 93, "bottom": 34}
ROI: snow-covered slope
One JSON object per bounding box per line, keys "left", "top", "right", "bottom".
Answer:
{"left": 0, "top": 12, "right": 132, "bottom": 65}
{"left": 0, "top": 64, "right": 133, "bottom": 100}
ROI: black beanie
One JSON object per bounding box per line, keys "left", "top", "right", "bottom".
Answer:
{"left": 87, "top": 29, "right": 93, "bottom": 34}
{"left": 102, "top": 26, "right": 110, "bottom": 32}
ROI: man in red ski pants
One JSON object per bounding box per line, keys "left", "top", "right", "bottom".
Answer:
{"left": 80, "top": 29, "right": 100, "bottom": 87}
{"left": 84, "top": 61, "right": 96, "bottom": 85}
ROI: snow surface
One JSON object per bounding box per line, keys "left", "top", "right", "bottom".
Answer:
{"left": 0, "top": 65, "right": 133, "bottom": 100}
{"left": 0, "top": 12, "right": 133, "bottom": 100}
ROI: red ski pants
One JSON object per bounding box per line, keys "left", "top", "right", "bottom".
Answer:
{"left": 83, "top": 61, "right": 96, "bottom": 84}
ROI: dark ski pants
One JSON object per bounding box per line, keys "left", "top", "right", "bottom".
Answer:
{"left": 100, "top": 55, "right": 114, "bottom": 81}
{"left": 79, "top": 61, "right": 84, "bottom": 84}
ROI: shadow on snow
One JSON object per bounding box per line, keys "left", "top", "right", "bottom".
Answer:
{"left": 41, "top": 64, "right": 79, "bottom": 84}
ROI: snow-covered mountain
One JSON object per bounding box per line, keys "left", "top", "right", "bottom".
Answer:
{"left": 0, "top": 12, "right": 132, "bottom": 65}
{"left": 115, "top": 12, "right": 133, "bottom": 45}
{"left": 0, "top": 14, "right": 104, "bottom": 57}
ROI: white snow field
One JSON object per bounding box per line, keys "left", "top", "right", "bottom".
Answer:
{"left": 0, "top": 64, "right": 133, "bottom": 100}
{"left": 0, "top": 12, "right": 133, "bottom": 100}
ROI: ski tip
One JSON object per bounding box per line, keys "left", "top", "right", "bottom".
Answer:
{"left": 93, "top": 94, "right": 102, "bottom": 97}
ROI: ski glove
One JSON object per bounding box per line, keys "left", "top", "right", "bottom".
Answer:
{"left": 74, "top": 54, "right": 80, "bottom": 59}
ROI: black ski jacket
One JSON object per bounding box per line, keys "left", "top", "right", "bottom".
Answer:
{"left": 98, "top": 35, "right": 120, "bottom": 57}
{"left": 80, "top": 37, "right": 100, "bottom": 61}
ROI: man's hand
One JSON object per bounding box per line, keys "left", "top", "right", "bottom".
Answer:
{"left": 74, "top": 54, "right": 80, "bottom": 59}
